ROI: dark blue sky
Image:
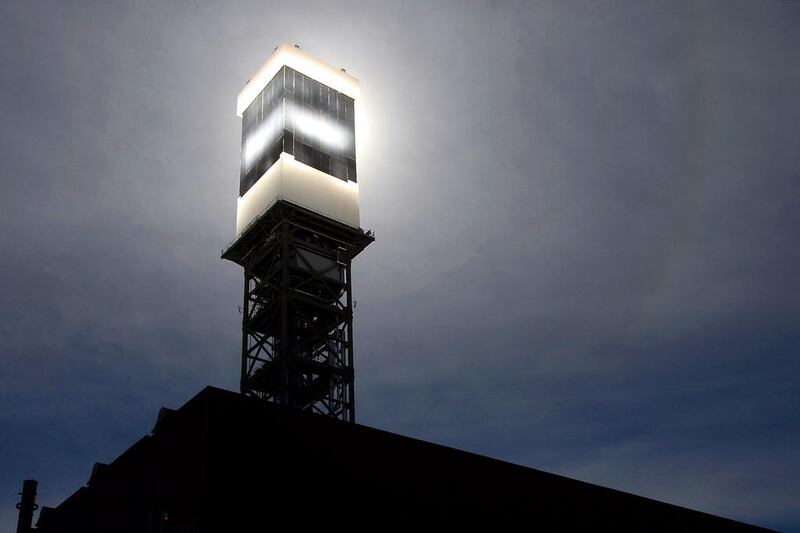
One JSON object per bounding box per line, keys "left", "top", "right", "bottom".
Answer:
{"left": 1, "top": 1, "right": 798, "bottom": 530}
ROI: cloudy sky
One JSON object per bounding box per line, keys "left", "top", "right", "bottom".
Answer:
{"left": 1, "top": 0, "right": 798, "bottom": 530}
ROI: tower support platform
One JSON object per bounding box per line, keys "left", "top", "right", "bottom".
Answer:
{"left": 222, "top": 200, "right": 373, "bottom": 421}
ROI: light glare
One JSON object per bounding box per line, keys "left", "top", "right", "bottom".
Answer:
{"left": 243, "top": 105, "right": 283, "bottom": 170}
{"left": 287, "top": 102, "right": 350, "bottom": 152}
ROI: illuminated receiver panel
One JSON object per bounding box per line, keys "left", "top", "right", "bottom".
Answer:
{"left": 235, "top": 45, "right": 360, "bottom": 236}
{"left": 240, "top": 65, "right": 356, "bottom": 196}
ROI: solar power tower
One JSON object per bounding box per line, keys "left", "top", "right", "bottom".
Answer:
{"left": 222, "top": 44, "right": 373, "bottom": 422}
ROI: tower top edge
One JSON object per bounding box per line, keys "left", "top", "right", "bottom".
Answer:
{"left": 236, "top": 43, "right": 360, "bottom": 117}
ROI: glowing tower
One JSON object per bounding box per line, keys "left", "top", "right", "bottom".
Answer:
{"left": 222, "top": 44, "right": 373, "bottom": 422}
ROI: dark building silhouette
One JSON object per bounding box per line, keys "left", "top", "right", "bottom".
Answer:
{"left": 32, "top": 386, "right": 775, "bottom": 532}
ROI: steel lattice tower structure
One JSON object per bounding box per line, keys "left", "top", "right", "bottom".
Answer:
{"left": 222, "top": 44, "right": 372, "bottom": 422}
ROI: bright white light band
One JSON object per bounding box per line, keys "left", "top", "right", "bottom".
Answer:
{"left": 236, "top": 153, "right": 360, "bottom": 235}
{"left": 242, "top": 100, "right": 354, "bottom": 175}
{"left": 242, "top": 104, "right": 284, "bottom": 170}
{"left": 286, "top": 101, "right": 352, "bottom": 153}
